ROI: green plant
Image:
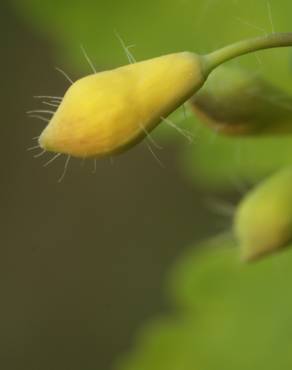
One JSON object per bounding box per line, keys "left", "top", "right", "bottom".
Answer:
{"left": 16, "top": 1, "right": 292, "bottom": 368}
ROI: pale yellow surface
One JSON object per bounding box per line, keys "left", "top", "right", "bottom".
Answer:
{"left": 234, "top": 168, "right": 292, "bottom": 261}
{"left": 39, "top": 52, "right": 205, "bottom": 158}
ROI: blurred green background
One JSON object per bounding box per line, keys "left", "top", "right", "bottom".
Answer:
{"left": 2, "top": 0, "right": 292, "bottom": 369}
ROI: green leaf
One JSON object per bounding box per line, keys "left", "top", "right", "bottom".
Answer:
{"left": 117, "top": 235, "right": 292, "bottom": 370}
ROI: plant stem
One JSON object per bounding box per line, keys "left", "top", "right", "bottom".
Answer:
{"left": 204, "top": 32, "right": 292, "bottom": 74}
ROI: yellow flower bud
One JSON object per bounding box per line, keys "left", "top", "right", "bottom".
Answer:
{"left": 234, "top": 168, "right": 292, "bottom": 262}
{"left": 39, "top": 52, "right": 206, "bottom": 158}
{"left": 36, "top": 32, "right": 292, "bottom": 159}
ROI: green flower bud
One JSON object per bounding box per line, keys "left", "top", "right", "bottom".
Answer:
{"left": 189, "top": 66, "right": 292, "bottom": 136}
{"left": 234, "top": 167, "right": 292, "bottom": 262}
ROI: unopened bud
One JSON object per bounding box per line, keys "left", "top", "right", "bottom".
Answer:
{"left": 234, "top": 167, "right": 292, "bottom": 262}
{"left": 189, "top": 66, "right": 292, "bottom": 136}
{"left": 39, "top": 52, "right": 206, "bottom": 158}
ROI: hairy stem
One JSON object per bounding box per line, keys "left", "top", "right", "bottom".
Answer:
{"left": 204, "top": 32, "right": 292, "bottom": 74}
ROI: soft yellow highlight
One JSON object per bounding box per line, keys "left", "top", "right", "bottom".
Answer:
{"left": 39, "top": 52, "right": 205, "bottom": 158}
{"left": 234, "top": 168, "right": 292, "bottom": 262}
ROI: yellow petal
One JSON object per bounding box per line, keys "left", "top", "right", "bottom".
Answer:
{"left": 39, "top": 52, "right": 205, "bottom": 158}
